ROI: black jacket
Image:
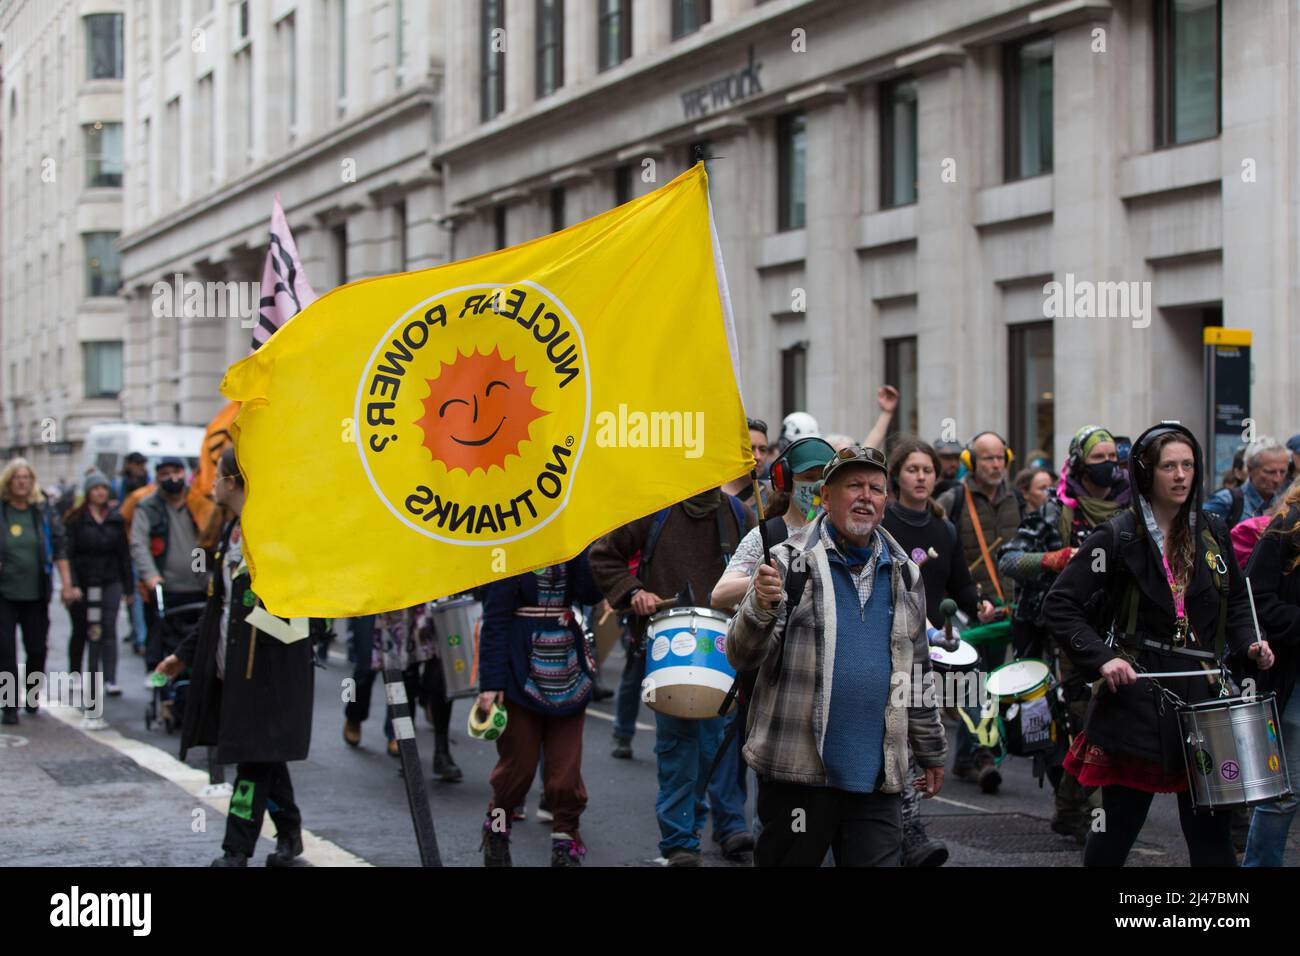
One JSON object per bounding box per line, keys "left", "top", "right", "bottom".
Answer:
{"left": 1043, "top": 451, "right": 1257, "bottom": 773}
{"left": 176, "top": 519, "right": 314, "bottom": 764}
{"left": 63, "top": 506, "right": 132, "bottom": 591}
{"left": 1243, "top": 506, "right": 1300, "bottom": 709}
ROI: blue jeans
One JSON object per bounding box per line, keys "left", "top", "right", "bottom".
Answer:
{"left": 1243, "top": 690, "right": 1300, "bottom": 867}
{"left": 653, "top": 711, "right": 748, "bottom": 855}
{"left": 130, "top": 574, "right": 148, "bottom": 651}
{"left": 613, "top": 635, "right": 644, "bottom": 741}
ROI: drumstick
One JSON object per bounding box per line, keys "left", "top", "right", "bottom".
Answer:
{"left": 596, "top": 604, "right": 613, "bottom": 626}
{"left": 1246, "top": 577, "right": 1265, "bottom": 648}
{"left": 968, "top": 538, "right": 1003, "bottom": 573}
{"left": 1135, "top": 670, "right": 1219, "bottom": 680}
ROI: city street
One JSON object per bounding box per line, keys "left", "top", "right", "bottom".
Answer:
{"left": 6, "top": 606, "right": 1285, "bottom": 868}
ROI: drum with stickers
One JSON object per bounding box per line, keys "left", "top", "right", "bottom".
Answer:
{"left": 643, "top": 607, "right": 736, "bottom": 719}
{"left": 428, "top": 595, "right": 482, "bottom": 700}
{"left": 985, "top": 658, "right": 1056, "bottom": 756}
{"left": 928, "top": 637, "right": 980, "bottom": 676}
{"left": 1179, "top": 693, "right": 1292, "bottom": 810}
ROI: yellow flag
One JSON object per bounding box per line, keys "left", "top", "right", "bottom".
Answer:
{"left": 221, "top": 164, "right": 751, "bottom": 616}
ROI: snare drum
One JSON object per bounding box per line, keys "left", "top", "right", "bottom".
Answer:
{"left": 929, "top": 639, "right": 979, "bottom": 675}
{"left": 1179, "top": 693, "right": 1292, "bottom": 810}
{"left": 428, "top": 596, "right": 483, "bottom": 700}
{"left": 643, "top": 606, "right": 736, "bottom": 719}
{"left": 985, "top": 659, "right": 1055, "bottom": 756}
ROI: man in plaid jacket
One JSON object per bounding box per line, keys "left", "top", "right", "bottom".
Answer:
{"left": 726, "top": 445, "right": 946, "bottom": 866}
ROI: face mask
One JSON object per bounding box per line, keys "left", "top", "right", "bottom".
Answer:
{"left": 793, "top": 480, "right": 821, "bottom": 518}
{"left": 1083, "top": 461, "right": 1122, "bottom": 488}
{"left": 160, "top": 477, "right": 186, "bottom": 496}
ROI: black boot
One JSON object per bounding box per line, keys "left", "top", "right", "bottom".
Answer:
{"left": 266, "top": 831, "right": 305, "bottom": 867}
{"left": 433, "top": 732, "right": 463, "bottom": 782}
{"left": 210, "top": 850, "right": 249, "bottom": 867}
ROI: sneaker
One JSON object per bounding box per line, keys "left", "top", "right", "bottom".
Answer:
{"left": 902, "top": 823, "right": 949, "bottom": 868}
{"left": 536, "top": 796, "right": 554, "bottom": 823}
{"left": 481, "top": 826, "right": 512, "bottom": 867}
{"left": 266, "top": 831, "right": 304, "bottom": 867}
{"left": 343, "top": 720, "right": 361, "bottom": 747}
{"left": 387, "top": 738, "right": 400, "bottom": 757}
{"left": 511, "top": 804, "right": 528, "bottom": 821}
{"left": 210, "top": 850, "right": 249, "bottom": 867}
{"left": 720, "top": 831, "right": 754, "bottom": 862}
{"left": 1051, "top": 818, "right": 1089, "bottom": 846}
{"left": 105, "top": 683, "right": 122, "bottom": 697}
{"left": 977, "top": 757, "right": 1002, "bottom": 794}
{"left": 611, "top": 736, "right": 633, "bottom": 760}
{"left": 551, "top": 835, "right": 586, "bottom": 867}
{"left": 665, "top": 848, "right": 701, "bottom": 867}
{"left": 432, "top": 742, "right": 463, "bottom": 782}
{"left": 591, "top": 683, "right": 615, "bottom": 703}
{"left": 1, "top": 710, "right": 18, "bottom": 726}
{"left": 81, "top": 716, "right": 108, "bottom": 732}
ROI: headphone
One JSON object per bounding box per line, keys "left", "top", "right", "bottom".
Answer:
{"left": 960, "top": 431, "right": 1014, "bottom": 472}
{"left": 1129, "top": 421, "right": 1200, "bottom": 493}
{"left": 1067, "top": 425, "right": 1110, "bottom": 479}
{"left": 770, "top": 437, "right": 826, "bottom": 493}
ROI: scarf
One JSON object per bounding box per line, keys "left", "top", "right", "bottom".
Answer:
{"left": 681, "top": 489, "right": 721, "bottom": 520}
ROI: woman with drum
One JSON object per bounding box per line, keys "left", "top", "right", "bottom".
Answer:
{"left": 1241, "top": 478, "right": 1300, "bottom": 865}
{"left": 1043, "top": 422, "right": 1275, "bottom": 866}
{"left": 476, "top": 553, "right": 603, "bottom": 867}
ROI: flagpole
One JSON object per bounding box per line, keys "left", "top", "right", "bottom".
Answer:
{"left": 381, "top": 646, "right": 443, "bottom": 866}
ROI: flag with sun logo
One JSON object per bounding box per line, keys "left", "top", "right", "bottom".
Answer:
{"left": 220, "top": 164, "right": 752, "bottom": 616}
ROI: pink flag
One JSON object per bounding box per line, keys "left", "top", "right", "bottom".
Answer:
{"left": 250, "top": 194, "right": 317, "bottom": 353}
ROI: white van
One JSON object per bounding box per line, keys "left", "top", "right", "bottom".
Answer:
{"left": 82, "top": 422, "right": 205, "bottom": 483}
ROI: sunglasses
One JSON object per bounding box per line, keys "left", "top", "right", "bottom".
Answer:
{"left": 831, "top": 445, "right": 887, "bottom": 468}
{"left": 746, "top": 418, "right": 768, "bottom": 435}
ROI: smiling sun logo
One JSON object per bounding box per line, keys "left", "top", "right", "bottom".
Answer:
{"left": 356, "top": 282, "right": 589, "bottom": 546}
{"left": 415, "top": 348, "right": 548, "bottom": 475}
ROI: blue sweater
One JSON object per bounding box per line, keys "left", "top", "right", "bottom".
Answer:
{"left": 821, "top": 541, "right": 894, "bottom": 793}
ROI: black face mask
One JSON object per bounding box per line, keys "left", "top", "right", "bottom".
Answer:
{"left": 1083, "top": 461, "right": 1123, "bottom": 488}
{"left": 160, "top": 477, "right": 186, "bottom": 496}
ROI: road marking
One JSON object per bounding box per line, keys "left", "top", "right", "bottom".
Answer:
{"left": 931, "top": 794, "right": 994, "bottom": 814}
{"left": 44, "top": 703, "right": 371, "bottom": 867}
{"left": 584, "top": 707, "right": 655, "bottom": 733}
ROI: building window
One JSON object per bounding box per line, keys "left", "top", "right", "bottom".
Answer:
{"left": 781, "top": 342, "right": 807, "bottom": 418}
{"left": 83, "top": 342, "right": 123, "bottom": 399}
{"left": 84, "top": 122, "right": 124, "bottom": 188}
{"left": 883, "top": 337, "right": 918, "bottom": 437}
{"left": 671, "top": 0, "right": 711, "bottom": 40}
{"left": 1004, "top": 35, "right": 1053, "bottom": 181}
{"left": 550, "top": 187, "right": 567, "bottom": 232}
{"left": 776, "top": 112, "right": 807, "bottom": 232}
{"left": 614, "top": 164, "right": 633, "bottom": 206}
{"left": 197, "top": 76, "right": 215, "bottom": 185}
{"left": 1008, "top": 321, "right": 1055, "bottom": 463}
{"left": 536, "top": 0, "right": 564, "bottom": 97}
{"left": 279, "top": 14, "right": 297, "bottom": 132}
{"left": 481, "top": 0, "right": 506, "bottom": 120}
{"left": 336, "top": 0, "right": 348, "bottom": 115}
{"left": 880, "top": 77, "right": 918, "bottom": 208}
{"left": 239, "top": 0, "right": 250, "bottom": 39}
{"left": 493, "top": 206, "right": 508, "bottom": 250}
{"left": 1155, "top": 0, "right": 1220, "bottom": 146}
{"left": 332, "top": 223, "right": 349, "bottom": 285}
{"left": 395, "top": 0, "right": 406, "bottom": 88}
{"left": 83, "top": 233, "right": 121, "bottom": 297}
{"left": 597, "top": 0, "right": 632, "bottom": 72}
{"left": 393, "top": 201, "right": 408, "bottom": 271}
{"left": 85, "top": 14, "right": 125, "bottom": 80}
{"left": 234, "top": 48, "right": 253, "bottom": 165}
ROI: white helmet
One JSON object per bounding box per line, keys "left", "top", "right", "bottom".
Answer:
{"left": 780, "top": 412, "right": 820, "bottom": 448}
